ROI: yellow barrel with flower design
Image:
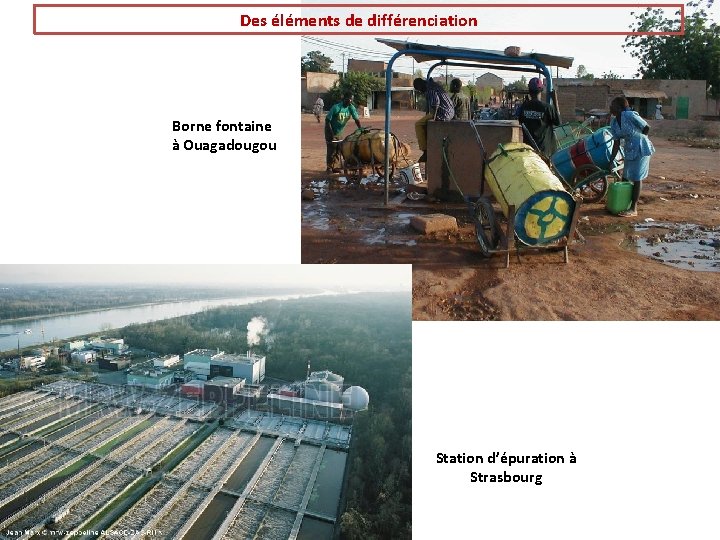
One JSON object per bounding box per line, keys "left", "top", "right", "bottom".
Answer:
{"left": 340, "top": 128, "right": 400, "bottom": 166}
{"left": 484, "top": 142, "right": 576, "bottom": 246}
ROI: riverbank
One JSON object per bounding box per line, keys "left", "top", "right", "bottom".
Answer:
{"left": 0, "top": 289, "right": 323, "bottom": 325}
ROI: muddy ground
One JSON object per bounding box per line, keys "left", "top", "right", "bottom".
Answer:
{"left": 301, "top": 111, "right": 720, "bottom": 320}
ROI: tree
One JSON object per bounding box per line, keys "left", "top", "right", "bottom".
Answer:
{"left": 328, "top": 71, "right": 384, "bottom": 106}
{"left": 505, "top": 75, "right": 528, "bottom": 92}
{"left": 623, "top": 0, "right": 720, "bottom": 97}
{"left": 602, "top": 71, "right": 622, "bottom": 79}
{"left": 576, "top": 65, "right": 595, "bottom": 80}
{"left": 340, "top": 508, "right": 371, "bottom": 540}
{"left": 45, "top": 359, "right": 63, "bottom": 374}
{"left": 301, "top": 50, "right": 335, "bottom": 74}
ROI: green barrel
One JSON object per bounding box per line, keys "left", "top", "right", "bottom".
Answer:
{"left": 606, "top": 181, "right": 633, "bottom": 214}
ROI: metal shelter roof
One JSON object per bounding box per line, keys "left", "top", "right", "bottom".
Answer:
{"left": 377, "top": 38, "right": 573, "bottom": 205}
{"left": 376, "top": 38, "right": 574, "bottom": 70}
{"left": 621, "top": 90, "right": 668, "bottom": 99}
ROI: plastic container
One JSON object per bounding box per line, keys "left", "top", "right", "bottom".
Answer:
{"left": 485, "top": 142, "right": 575, "bottom": 246}
{"left": 606, "top": 181, "right": 633, "bottom": 214}
{"left": 400, "top": 163, "right": 423, "bottom": 185}
{"left": 551, "top": 129, "right": 614, "bottom": 183}
{"left": 340, "top": 129, "right": 399, "bottom": 165}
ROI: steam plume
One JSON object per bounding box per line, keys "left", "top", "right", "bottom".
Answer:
{"left": 247, "top": 316, "right": 269, "bottom": 347}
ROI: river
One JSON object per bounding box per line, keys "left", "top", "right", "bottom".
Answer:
{"left": 0, "top": 292, "right": 328, "bottom": 353}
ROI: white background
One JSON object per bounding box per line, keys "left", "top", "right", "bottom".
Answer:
{"left": 3, "top": 1, "right": 720, "bottom": 538}
{"left": 415, "top": 323, "right": 720, "bottom": 539}
{"left": 2, "top": 1, "right": 299, "bottom": 264}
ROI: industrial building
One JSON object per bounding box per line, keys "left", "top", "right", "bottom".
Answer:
{"left": 267, "top": 393, "right": 345, "bottom": 419}
{"left": 153, "top": 354, "right": 181, "bottom": 368}
{"left": 88, "top": 337, "right": 127, "bottom": 355}
{"left": 203, "top": 377, "right": 245, "bottom": 404}
{"left": 62, "top": 339, "right": 86, "bottom": 352}
{"left": 71, "top": 350, "right": 96, "bottom": 364}
{"left": 183, "top": 348, "right": 224, "bottom": 365}
{"left": 14, "top": 355, "right": 46, "bottom": 371}
{"left": 97, "top": 357, "right": 130, "bottom": 371}
{"left": 268, "top": 370, "right": 369, "bottom": 420}
{"left": 180, "top": 379, "right": 205, "bottom": 398}
{"left": 179, "top": 377, "right": 263, "bottom": 408}
{"left": 304, "top": 370, "right": 344, "bottom": 403}
{"left": 183, "top": 348, "right": 223, "bottom": 380}
{"left": 127, "top": 370, "right": 175, "bottom": 390}
{"left": 209, "top": 352, "right": 265, "bottom": 383}
{"left": 183, "top": 349, "right": 266, "bottom": 384}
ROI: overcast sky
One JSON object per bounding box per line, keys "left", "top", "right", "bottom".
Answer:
{"left": 0, "top": 264, "right": 411, "bottom": 291}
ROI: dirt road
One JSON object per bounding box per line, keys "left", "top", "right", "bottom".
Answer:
{"left": 301, "top": 111, "right": 720, "bottom": 320}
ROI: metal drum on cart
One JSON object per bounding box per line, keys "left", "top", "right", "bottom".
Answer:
{"left": 339, "top": 128, "right": 401, "bottom": 181}
{"left": 551, "top": 128, "right": 621, "bottom": 203}
{"left": 484, "top": 142, "right": 577, "bottom": 247}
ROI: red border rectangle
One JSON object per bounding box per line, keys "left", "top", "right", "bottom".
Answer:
{"left": 33, "top": 3, "right": 685, "bottom": 36}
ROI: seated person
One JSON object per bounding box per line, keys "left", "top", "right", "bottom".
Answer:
{"left": 413, "top": 77, "right": 454, "bottom": 162}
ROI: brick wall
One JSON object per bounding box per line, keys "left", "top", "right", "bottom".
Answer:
{"left": 561, "top": 85, "right": 610, "bottom": 112}
{"left": 555, "top": 92, "right": 577, "bottom": 122}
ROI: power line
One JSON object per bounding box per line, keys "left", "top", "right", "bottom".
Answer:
{"left": 301, "top": 36, "right": 424, "bottom": 72}
{"left": 302, "top": 36, "right": 394, "bottom": 58}
{"left": 301, "top": 36, "right": 584, "bottom": 83}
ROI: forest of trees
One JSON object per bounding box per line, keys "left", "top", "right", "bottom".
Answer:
{"left": 116, "top": 292, "right": 412, "bottom": 538}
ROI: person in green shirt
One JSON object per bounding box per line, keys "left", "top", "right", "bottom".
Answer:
{"left": 325, "top": 92, "right": 362, "bottom": 172}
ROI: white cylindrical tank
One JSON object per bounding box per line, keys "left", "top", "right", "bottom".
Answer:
{"left": 342, "top": 386, "right": 369, "bottom": 411}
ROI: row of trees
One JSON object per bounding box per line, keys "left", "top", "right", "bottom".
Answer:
{"left": 0, "top": 284, "right": 282, "bottom": 322}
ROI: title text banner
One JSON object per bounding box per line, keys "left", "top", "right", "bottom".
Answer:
{"left": 34, "top": 4, "right": 684, "bottom": 36}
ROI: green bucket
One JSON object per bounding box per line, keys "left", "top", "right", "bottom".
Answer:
{"left": 606, "top": 181, "right": 633, "bottom": 215}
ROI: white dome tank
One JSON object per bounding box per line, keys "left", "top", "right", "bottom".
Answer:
{"left": 342, "top": 386, "right": 369, "bottom": 411}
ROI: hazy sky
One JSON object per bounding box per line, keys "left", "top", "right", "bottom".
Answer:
{"left": 0, "top": 264, "right": 411, "bottom": 291}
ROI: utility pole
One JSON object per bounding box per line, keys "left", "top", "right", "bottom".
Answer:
{"left": 342, "top": 53, "right": 346, "bottom": 76}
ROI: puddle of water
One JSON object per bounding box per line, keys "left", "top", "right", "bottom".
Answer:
{"left": 627, "top": 222, "right": 720, "bottom": 272}
{"left": 361, "top": 213, "right": 419, "bottom": 246}
{"left": 301, "top": 201, "right": 331, "bottom": 231}
{"left": 303, "top": 195, "right": 422, "bottom": 246}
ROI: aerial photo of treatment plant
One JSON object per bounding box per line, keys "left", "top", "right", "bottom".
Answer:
{"left": 0, "top": 265, "right": 411, "bottom": 539}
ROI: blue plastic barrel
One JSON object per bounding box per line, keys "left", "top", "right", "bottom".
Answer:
{"left": 551, "top": 129, "right": 614, "bottom": 182}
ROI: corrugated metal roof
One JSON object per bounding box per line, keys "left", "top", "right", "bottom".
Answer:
{"left": 377, "top": 38, "right": 574, "bottom": 69}
{"left": 622, "top": 90, "right": 667, "bottom": 99}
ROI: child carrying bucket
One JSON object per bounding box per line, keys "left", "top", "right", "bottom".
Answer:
{"left": 608, "top": 96, "right": 655, "bottom": 217}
